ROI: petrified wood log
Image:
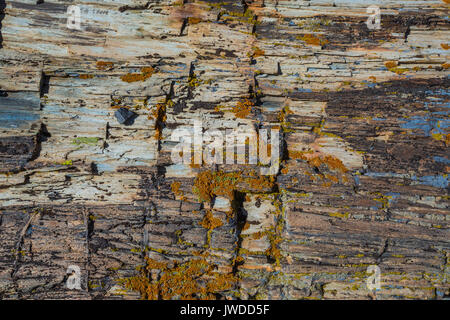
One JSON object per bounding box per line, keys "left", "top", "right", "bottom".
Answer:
{"left": 0, "top": 0, "right": 448, "bottom": 300}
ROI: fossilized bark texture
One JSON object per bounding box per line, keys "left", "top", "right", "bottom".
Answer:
{"left": 0, "top": 0, "right": 449, "bottom": 300}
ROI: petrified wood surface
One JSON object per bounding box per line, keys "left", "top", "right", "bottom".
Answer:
{"left": 0, "top": 0, "right": 449, "bottom": 300}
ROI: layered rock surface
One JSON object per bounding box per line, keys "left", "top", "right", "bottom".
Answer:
{"left": 0, "top": 0, "right": 449, "bottom": 299}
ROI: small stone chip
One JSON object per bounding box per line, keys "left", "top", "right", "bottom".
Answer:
{"left": 114, "top": 107, "right": 137, "bottom": 125}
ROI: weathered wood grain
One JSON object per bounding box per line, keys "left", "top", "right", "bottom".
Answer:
{"left": 0, "top": 0, "right": 448, "bottom": 300}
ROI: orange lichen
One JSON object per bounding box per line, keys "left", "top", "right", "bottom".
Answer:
{"left": 193, "top": 171, "right": 236, "bottom": 202}
{"left": 171, "top": 181, "right": 181, "bottom": 194}
{"left": 325, "top": 174, "right": 339, "bottom": 183}
{"left": 188, "top": 17, "right": 202, "bottom": 24}
{"left": 384, "top": 61, "right": 398, "bottom": 69}
{"left": 251, "top": 231, "right": 264, "bottom": 240}
{"left": 442, "top": 63, "right": 450, "bottom": 70}
{"left": 233, "top": 256, "right": 244, "bottom": 265}
{"left": 233, "top": 99, "right": 254, "bottom": 119}
{"left": 111, "top": 97, "right": 122, "bottom": 108}
{"left": 299, "top": 34, "right": 328, "bottom": 46}
{"left": 79, "top": 74, "right": 93, "bottom": 79}
{"left": 199, "top": 210, "right": 223, "bottom": 230}
{"left": 171, "top": 181, "right": 185, "bottom": 199}
{"left": 153, "top": 101, "right": 169, "bottom": 139}
{"left": 248, "top": 46, "right": 265, "bottom": 58}
{"left": 124, "top": 257, "right": 237, "bottom": 300}
{"left": 193, "top": 170, "right": 275, "bottom": 203}
{"left": 319, "top": 155, "right": 348, "bottom": 173}
{"left": 289, "top": 151, "right": 348, "bottom": 173}
{"left": 244, "top": 174, "right": 276, "bottom": 191}
{"left": 96, "top": 61, "right": 114, "bottom": 70}
{"left": 120, "top": 66, "right": 154, "bottom": 83}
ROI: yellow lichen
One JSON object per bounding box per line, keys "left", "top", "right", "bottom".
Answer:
{"left": 329, "top": 212, "right": 350, "bottom": 219}
{"left": 188, "top": 73, "right": 202, "bottom": 88}
{"left": 389, "top": 67, "right": 409, "bottom": 75}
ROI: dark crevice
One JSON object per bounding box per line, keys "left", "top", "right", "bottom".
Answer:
{"left": 377, "top": 238, "right": 389, "bottom": 264}
{"left": 39, "top": 73, "right": 50, "bottom": 97}
{"left": 232, "top": 190, "right": 247, "bottom": 274}
{"left": 118, "top": 1, "right": 151, "bottom": 13}
{"left": 0, "top": 0, "right": 5, "bottom": 49}
{"left": 180, "top": 18, "right": 188, "bottom": 36}
{"left": 30, "top": 123, "right": 51, "bottom": 162}
{"left": 85, "top": 209, "right": 93, "bottom": 294}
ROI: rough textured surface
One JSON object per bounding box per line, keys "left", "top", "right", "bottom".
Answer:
{"left": 0, "top": 0, "right": 449, "bottom": 300}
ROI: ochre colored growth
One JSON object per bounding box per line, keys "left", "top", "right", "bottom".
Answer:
{"left": 121, "top": 67, "right": 154, "bottom": 83}
{"left": 248, "top": 46, "right": 265, "bottom": 58}
{"left": 265, "top": 231, "right": 282, "bottom": 267}
{"left": 188, "top": 17, "right": 202, "bottom": 24}
{"left": 233, "top": 99, "right": 254, "bottom": 119}
{"left": 153, "top": 101, "right": 170, "bottom": 139}
{"left": 384, "top": 61, "right": 398, "bottom": 69}
{"left": 79, "top": 74, "right": 94, "bottom": 79}
{"left": 289, "top": 151, "right": 348, "bottom": 173}
{"left": 388, "top": 67, "right": 409, "bottom": 75}
{"left": 244, "top": 173, "right": 276, "bottom": 191}
{"left": 96, "top": 61, "right": 114, "bottom": 70}
{"left": 199, "top": 210, "right": 223, "bottom": 230}
{"left": 193, "top": 170, "right": 275, "bottom": 203}
{"left": 124, "top": 257, "right": 237, "bottom": 300}
{"left": 299, "top": 34, "right": 328, "bottom": 46}
{"left": 171, "top": 181, "right": 184, "bottom": 199}
{"left": 193, "top": 171, "right": 238, "bottom": 202}
{"left": 188, "top": 73, "right": 202, "bottom": 88}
